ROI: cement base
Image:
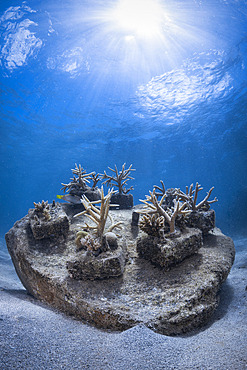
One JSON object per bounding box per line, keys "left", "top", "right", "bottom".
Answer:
{"left": 5, "top": 206, "right": 235, "bottom": 335}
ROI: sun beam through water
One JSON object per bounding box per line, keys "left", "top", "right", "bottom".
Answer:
{"left": 108, "top": 0, "right": 166, "bottom": 39}
{"left": 55, "top": 0, "right": 229, "bottom": 86}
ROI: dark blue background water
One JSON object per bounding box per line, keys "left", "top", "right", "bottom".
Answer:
{"left": 1, "top": 0, "right": 247, "bottom": 238}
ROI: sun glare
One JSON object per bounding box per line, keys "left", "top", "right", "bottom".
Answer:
{"left": 108, "top": 0, "right": 165, "bottom": 39}
{"left": 82, "top": 0, "right": 214, "bottom": 77}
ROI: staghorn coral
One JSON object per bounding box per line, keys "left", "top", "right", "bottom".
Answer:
{"left": 33, "top": 200, "right": 51, "bottom": 221}
{"left": 176, "top": 182, "right": 218, "bottom": 211}
{"left": 61, "top": 164, "right": 95, "bottom": 193}
{"left": 139, "top": 180, "right": 218, "bottom": 236}
{"left": 33, "top": 200, "right": 49, "bottom": 211}
{"left": 153, "top": 180, "right": 166, "bottom": 198}
{"left": 72, "top": 163, "right": 94, "bottom": 183}
{"left": 77, "top": 233, "right": 101, "bottom": 253}
{"left": 74, "top": 186, "right": 122, "bottom": 247}
{"left": 90, "top": 172, "right": 102, "bottom": 189}
{"left": 140, "top": 188, "right": 191, "bottom": 234}
{"left": 154, "top": 181, "right": 180, "bottom": 209}
{"left": 102, "top": 163, "right": 135, "bottom": 194}
{"left": 139, "top": 213, "right": 166, "bottom": 238}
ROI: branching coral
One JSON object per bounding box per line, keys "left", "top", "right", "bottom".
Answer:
{"left": 76, "top": 233, "right": 101, "bottom": 252}
{"left": 154, "top": 181, "right": 179, "bottom": 209}
{"left": 74, "top": 186, "right": 122, "bottom": 242}
{"left": 61, "top": 164, "right": 95, "bottom": 193}
{"left": 72, "top": 163, "right": 94, "bottom": 183}
{"left": 176, "top": 182, "right": 218, "bottom": 211}
{"left": 102, "top": 163, "right": 135, "bottom": 194}
{"left": 90, "top": 172, "right": 102, "bottom": 189}
{"left": 140, "top": 181, "right": 218, "bottom": 236}
{"left": 140, "top": 188, "right": 190, "bottom": 234}
{"left": 153, "top": 180, "right": 166, "bottom": 198}
{"left": 33, "top": 200, "right": 51, "bottom": 221}
{"left": 139, "top": 213, "right": 166, "bottom": 238}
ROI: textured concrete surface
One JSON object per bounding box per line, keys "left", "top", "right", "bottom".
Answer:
{"left": 5, "top": 208, "right": 235, "bottom": 334}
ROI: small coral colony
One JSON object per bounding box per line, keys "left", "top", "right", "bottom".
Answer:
{"left": 31, "top": 163, "right": 218, "bottom": 277}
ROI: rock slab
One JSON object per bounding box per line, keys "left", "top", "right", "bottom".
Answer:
{"left": 5, "top": 206, "right": 235, "bottom": 335}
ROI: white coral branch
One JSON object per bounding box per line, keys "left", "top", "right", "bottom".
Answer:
{"left": 183, "top": 183, "right": 218, "bottom": 210}
{"left": 139, "top": 189, "right": 185, "bottom": 233}
{"left": 74, "top": 186, "right": 122, "bottom": 239}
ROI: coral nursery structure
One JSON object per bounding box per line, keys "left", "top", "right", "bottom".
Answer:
{"left": 58, "top": 163, "right": 135, "bottom": 209}
{"left": 5, "top": 172, "right": 236, "bottom": 334}
{"left": 74, "top": 186, "right": 122, "bottom": 251}
{"left": 140, "top": 188, "right": 190, "bottom": 234}
{"left": 29, "top": 200, "right": 69, "bottom": 240}
{"left": 139, "top": 181, "right": 218, "bottom": 236}
{"left": 102, "top": 163, "right": 135, "bottom": 195}
{"left": 59, "top": 164, "right": 102, "bottom": 203}
{"left": 67, "top": 186, "right": 125, "bottom": 280}
{"left": 102, "top": 163, "right": 135, "bottom": 209}
{"left": 137, "top": 180, "right": 218, "bottom": 269}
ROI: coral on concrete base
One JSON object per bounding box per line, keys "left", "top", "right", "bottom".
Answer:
{"left": 137, "top": 227, "right": 202, "bottom": 269}
{"left": 29, "top": 201, "right": 69, "bottom": 240}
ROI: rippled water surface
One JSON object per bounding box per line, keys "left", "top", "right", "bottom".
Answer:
{"left": 1, "top": 0, "right": 247, "bottom": 237}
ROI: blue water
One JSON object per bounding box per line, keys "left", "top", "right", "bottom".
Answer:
{"left": 0, "top": 0, "right": 247, "bottom": 238}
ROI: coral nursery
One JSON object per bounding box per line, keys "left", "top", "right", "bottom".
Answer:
{"left": 5, "top": 165, "right": 235, "bottom": 334}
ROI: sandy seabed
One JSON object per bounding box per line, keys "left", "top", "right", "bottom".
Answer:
{"left": 0, "top": 236, "right": 246, "bottom": 370}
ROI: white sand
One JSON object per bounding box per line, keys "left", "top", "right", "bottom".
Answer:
{"left": 0, "top": 237, "right": 246, "bottom": 369}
